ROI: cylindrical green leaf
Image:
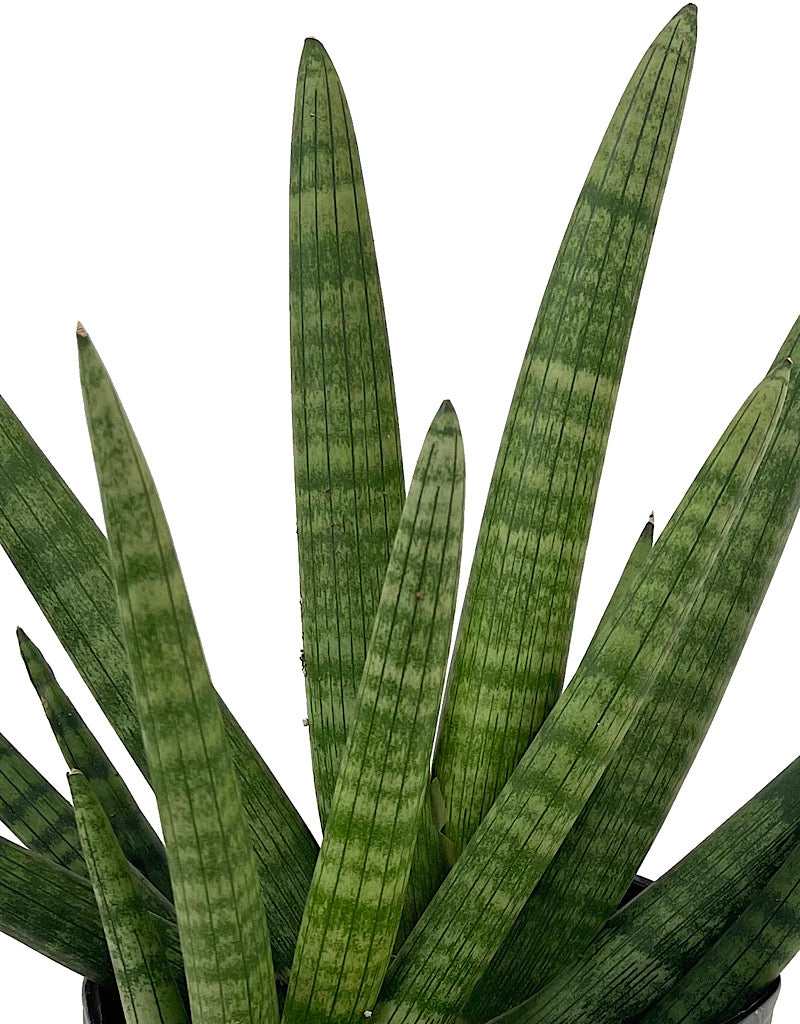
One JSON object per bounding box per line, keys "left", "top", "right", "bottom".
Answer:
{"left": 78, "top": 326, "right": 278, "bottom": 1024}
{"left": 69, "top": 770, "right": 188, "bottom": 1024}
{"left": 284, "top": 402, "right": 464, "bottom": 1024}
{"left": 431, "top": 4, "right": 697, "bottom": 861}
{"left": 291, "top": 37, "right": 406, "bottom": 827}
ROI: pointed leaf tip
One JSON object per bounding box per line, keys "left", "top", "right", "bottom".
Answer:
{"left": 648, "top": 512, "right": 655, "bottom": 524}
{"left": 76, "top": 322, "right": 88, "bottom": 338}
{"left": 300, "top": 37, "right": 329, "bottom": 64}
{"left": 434, "top": 400, "right": 460, "bottom": 433}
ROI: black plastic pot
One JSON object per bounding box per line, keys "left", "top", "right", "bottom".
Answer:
{"left": 81, "top": 878, "right": 783, "bottom": 1024}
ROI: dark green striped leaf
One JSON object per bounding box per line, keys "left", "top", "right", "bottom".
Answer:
{"left": 372, "top": 362, "right": 787, "bottom": 1024}
{"left": 0, "top": 836, "right": 183, "bottom": 987}
{"left": 69, "top": 770, "right": 188, "bottom": 1024}
{"left": 640, "top": 841, "right": 800, "bottom": 1024}
{"left": 18, "top": 629, "right": 172, "bottom": 901}
{"left": 0, "top": 386, "right": 317, "bottom": 979}
{"left": 78, "top": 326, "right": 278, "bottom": 1024}
{"left": 0, "top": 729, "right": 85, "bottom": 875}
{"left": 284, "top": 402, "right": 464, "bottom": 1024}
{"left": 498, "top": 755, "right": 800, "bottom": 1024}
{"left": 430, "top": 4, "right": 697, "bottom": 860}
{"left": 290, "top": 36, "right": 406, "bottom": 828}
{"left": 467, "top": 319, "right": 800, "bottom": 1020}
{"left": 403, "top": 518, "right": 654, "bottom": 949}
{"left": 0, "top": 393, "right": 142, "bottom": 765}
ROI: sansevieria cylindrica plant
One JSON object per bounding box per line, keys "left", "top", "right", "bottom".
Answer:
{"left": 1, "top": 6, "right": 800, "bottom": 1024}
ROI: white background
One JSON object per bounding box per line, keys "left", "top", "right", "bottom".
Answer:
{"left": 0, "top": 0, "right": 798, "bottom": 1020}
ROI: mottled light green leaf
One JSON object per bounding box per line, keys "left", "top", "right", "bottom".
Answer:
{"left": 430, "top": 4, "right": 697, "bottom": 862}
{"left": 69, "top": 770, "right": 188, "bottom": 1024}
{"left": 498, "top": 755, "right": 800, "bottom": 1024}
{"left": 0, "top": 729, "right": 85, "bottom": 875}
{"left": 18, "top": 629, "right": 172, "bottom": 901}
{"left": 640, "top": 840, "right": 800, "bottom": 1024}
{"left": 290, "top": 37, "right": 405, "bottom": 827}
{"left": 284, "top": 402, "right": 464, "bottom": 1024}
{"left": 0, "top": 383, "right": 316, "bottom": 979}
{"left": 468, "top": 319, "right": 800, "bottom": 1020}
{"left": 372, "top": 361, "right": 787, "bottom": 1024}
{"left": 78, "top": 326, "right": 278, "bottom": 1024}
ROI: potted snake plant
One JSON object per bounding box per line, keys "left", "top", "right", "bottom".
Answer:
{"left": 0, "top": 6, "right": 799, "bottom": 1024}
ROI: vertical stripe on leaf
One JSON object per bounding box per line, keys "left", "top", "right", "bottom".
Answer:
{"left": 69, "top": 770, "right": 189, "bottom": 1024}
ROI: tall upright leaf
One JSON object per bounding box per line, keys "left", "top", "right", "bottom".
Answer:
{"left": 69, "top": 770, "right": 188, "bottom": 1024}
{"left": 290, "top": 37, "right": 405, "bottom": 827}
{"left": 0, "top": 390, "right": 317, "bottom": 978}
{"left": 431, "top": 4, "right": 697, "bottom": 860}
{"left": 497, "top": 756, "right": 800, "bottom": 1024}
{"left": 467, "top": 321, "right": 800, "bottom": 1020}
{"left": 372, "top": 361, "right": 787, "bottom": 1024}
{"left": 284, "top": 403, "right": 464, "bottom": 1024}
{"left": 78, "top": 326, "right": 278, "bottom": 1024}
{"left": 18, "top": 629, "right": 172, "bottom": 900}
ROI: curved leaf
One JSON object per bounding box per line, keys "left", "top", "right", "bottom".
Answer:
{"left": 640, "top": 841, "right": 800, "bottom": 1024}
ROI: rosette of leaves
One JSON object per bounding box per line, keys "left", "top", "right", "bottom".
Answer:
{"left": 2, "top": 7, "right": 800, "bottom": 1024}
